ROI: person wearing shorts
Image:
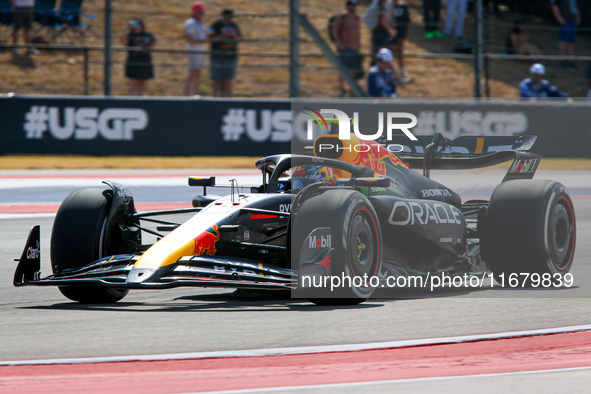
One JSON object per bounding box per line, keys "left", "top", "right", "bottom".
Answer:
{"left": 10, "top": 0, "right": 36, "bottom": 55}
{"left": 185, "top": 2, "right": 208, "bottom": 96}
{"left": 333, "top": 0, "right": 361, "bottom": 96}
{"left": 208, "top": 9, "right": 241, "bottom": 97}
{"left": 551, "top": 0, "right": 580, "bottom": 69}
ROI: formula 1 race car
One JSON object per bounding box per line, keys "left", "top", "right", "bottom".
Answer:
{"left": 14, "top": 132, "right": 576, "bottom": 304}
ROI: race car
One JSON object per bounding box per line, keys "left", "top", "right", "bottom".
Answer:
{"left": 13, "top": 132, "right": 576, "bottom": 304}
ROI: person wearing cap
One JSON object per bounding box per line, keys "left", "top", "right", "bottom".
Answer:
{"left": 120, "top": 17, "right": 156, "bottom": 96}
{"left": 367, "top": 48, "right": 400, "bottom": 97}
{"left": 207, "top": 9, "right": 242, "bottom": 97}
{"left": 333, "top": 0, "right": 361, "bottom": 97}
{"left": 519, "top": 63, "right": 569, "bottom": 99}
{"left": 185, "top": 1, "right": 208, "bottom": 96}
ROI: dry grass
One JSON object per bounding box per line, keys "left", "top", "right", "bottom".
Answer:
{"left": 0, "top": 155, "right": 259, "bottom": 169}
{"left": 1, "top": 0, "right": 589, "bottom": 97}
{"left": 1, "top": 155, "right": 589, "bottom": 170}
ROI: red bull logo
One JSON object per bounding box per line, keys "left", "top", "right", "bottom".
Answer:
{"left": 349, "top": 139, "right": 409, "bottom": 175}
{"left": 293, "top": 166, "right": 307, "bottom": 176}
{"left": 319, "top": 254, "right": 331, "bottom": 274}
{"left": 193, "top": 224, "right": 220, "bottom": 255}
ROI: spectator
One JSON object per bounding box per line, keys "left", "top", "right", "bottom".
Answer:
{"left": 506, "top": 17, "right": 540, "bottom": 56}
{"left": 519, "top": 63, "right": 569, "bottom": 99}
{"left": 587, "top": 61, "right": 591, "bottom": 98}
{"left": 364, "top": 0, "right": 396, "bottom": 65}
{"left": 391, "top": 0, "right": 411, "bottom": 83}
{"left": 443, "top": 0, "right": 468, "bottom": 41}
{"left": 120, "top": 17, "right": 156, "bottom": 96}
{"left": 208, "top": 9, "right": 242, "bottom": 97}
{"left": 483, "top": 0, "right": 501, "bottom": 18}
{"left": 367, "top": 48, "right": 399, "bottom": 97}
{"left": 10, "top": 0, "right": 37, "bottom": 55}
{"left": 185, "top": 1, "right": 208, "bottom": 96}
{"left": 422, "top": 0, "right": 443, "bottom": 39}
{"left": 332, "top": 0, "right": 361, "bottom": 97}
{"left": 550, "top": 0, "right": 580, "bottom": 69}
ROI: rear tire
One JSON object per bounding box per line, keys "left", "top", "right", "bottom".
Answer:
{"left": 481, "top": 180, "right": 576, "bottom": 286}
{"left": 293, "top": 189, "right": 382, "bottom": 305}
{"left": 51, "top": 188, "right": 129, "bottom": 303}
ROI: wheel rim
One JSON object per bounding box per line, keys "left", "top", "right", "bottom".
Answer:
{"left": 549, "top": 199, "right": 574, "bottom": 269}
{"left": 347, "top": 211, "right": 377, "bottom": 278}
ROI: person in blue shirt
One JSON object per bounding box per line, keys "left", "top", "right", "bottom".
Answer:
{"left": 367, "top": 48, "right": 400, "bottom": 97}
{"left": 519, "top": 63, "right": 569, "bottom": 99}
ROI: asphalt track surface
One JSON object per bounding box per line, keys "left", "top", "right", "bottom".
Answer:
{"left": 1, "top": 168, "right": 590, "bottom": 392}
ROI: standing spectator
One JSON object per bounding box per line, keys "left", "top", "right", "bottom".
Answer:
{"left": 587, "top": 61, "right": 591, "bottom": 98}
{"left": 519, "top": 63, "right": 569, "bottom": 99}
{"left": 208, "top": 9, "right": 242, "bottom": 97}
{"left": 120, "top": 17, "right": 156, "bottom": 96}
{"left": 9, "top": 0, "right": 37, "bottom": 55}
{"left": 422, "top": 0, "right": 443, "bottom": 39}
{"left": 443, "top": 0, "right": 468, "bottom": 41}
{"left": 550, "top": 0, "right": 580, "bottom": 69}
{"left": 332, "top": 0, "right": 361, "bottom": 97}
{"left": 391, "top": 0, "right": 411, "bottom": 83}
{"left": 506, "top": 17, "right": 540, "bottom": 56}
{"left": 185, "top": 1, "right": 208, "bottom": 96}
{"left": 367, "top": 48, "right": 400, "bottom": 97}
{"left": 364, "top": 0, "right": 396, "bottom": 65}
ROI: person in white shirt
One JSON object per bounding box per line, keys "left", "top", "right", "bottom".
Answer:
{"left": 9, "top": 0, "right": 37, "bottom": 55}
{"left": 185, "top": 1, "right": 209, "bottom": 95}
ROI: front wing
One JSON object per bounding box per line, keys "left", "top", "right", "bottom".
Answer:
{"left": 14, "top": 226, "right": 294, "bottom": 291}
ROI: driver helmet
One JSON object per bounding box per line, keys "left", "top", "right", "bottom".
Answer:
{"left": 291, "top": 165, "right": 334, "bottom": 191}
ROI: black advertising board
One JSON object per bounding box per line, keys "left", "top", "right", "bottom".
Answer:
{"left": 1, "top": 96, "right": 589, "bottom": 158}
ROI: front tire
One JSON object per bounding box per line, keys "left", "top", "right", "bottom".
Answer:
{"left": 292, "top": 189, "right": 382, "bottom": 305}
{"left": 481, "top": 180, "right": 576, "bottom": 285}
{"left": 51, "top": 188, "right": 129, "bottom": 303}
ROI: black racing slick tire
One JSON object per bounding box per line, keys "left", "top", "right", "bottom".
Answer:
{"left": 292, "top": 189, "right": 382, "bottom": 305}
{"left": 51, "top": 188, "right": 129, "bottom": 303}
{"left": 480, "top": 180, "right": 576, "bottom": 286}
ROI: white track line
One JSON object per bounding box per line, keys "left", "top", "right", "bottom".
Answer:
{"left": 0, "top": 213, "right": 56, "bottom": 219}
{"left": 2, "top": 323, "right": 591, "bottom": 366}
{"left": 194, "top": 366, "right": 591, "bottom": 394}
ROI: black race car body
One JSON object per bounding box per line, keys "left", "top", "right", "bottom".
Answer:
{"left": 14, "top": 132, "right": 576, "bottom": 304}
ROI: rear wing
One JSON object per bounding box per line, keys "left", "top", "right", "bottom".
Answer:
{"left": 311, "top": 132, "right": 540, "bottom": 182}
{"left": 383, "top": 133, "right": 540, "bottom": 181}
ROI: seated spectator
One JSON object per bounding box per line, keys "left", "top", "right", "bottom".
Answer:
{"left": 367, "top": 48, "right": 400, "bottom": 97}
{"left": 506, "top": 18, "right": 540, "bottom": 56}
{"left": 519, "top": 63, "right": 569, "bottom": 99}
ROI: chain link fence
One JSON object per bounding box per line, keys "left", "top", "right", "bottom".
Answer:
{"left": 0, "top": 0, "right": 590, "bottom": 97}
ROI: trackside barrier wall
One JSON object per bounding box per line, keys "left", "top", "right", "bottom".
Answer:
{"left": 0, "top": 96, "right": 589, "bottom": 158}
